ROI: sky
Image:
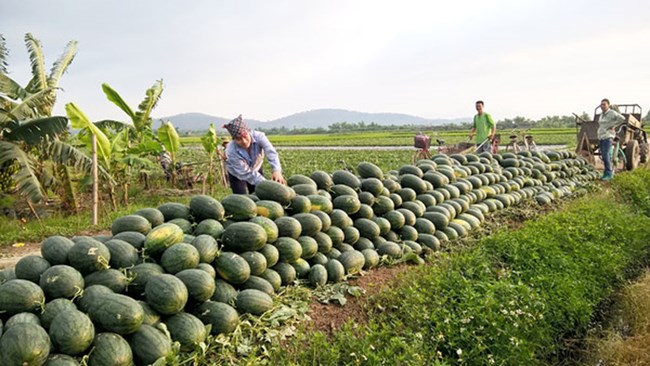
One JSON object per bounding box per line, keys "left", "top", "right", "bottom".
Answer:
{"left": 2, "top": 0, "right": 650, "bottom": 123}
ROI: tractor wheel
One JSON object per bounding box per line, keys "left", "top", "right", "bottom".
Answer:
{"left": 640, "top": 142, "right": 649, "bottom": 163}
{"left": 624, "top": 139, "right": 639, "bottom": 171}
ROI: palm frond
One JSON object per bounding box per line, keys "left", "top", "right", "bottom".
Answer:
{"left": 24, "top": 33, "right": 48, "bottom": 94}
{"left": 134, "top": 79, "right": 163, "bottom": 131}
{"left": 157, "top": 121, "right": 180, "bottom": 154}
{"left": 65, "top": 103, "right": 112, "bottom": 169}
{"left": 120, "top": 154, "right": 158, "bottom": 169}
{"left": 0, "top": 140, "right": 44, "bottom": 203}
{"left": 46, "top": 139, "right": 116, "bottom": 185}
{"left": 95, "top": 119, "right": 135, "bottom": 132}
{"left": 1, "top": 87, "right": 57, "bottom": 122}
{"left": 0, "top": 73, "right": 28, "bottom": 101}
{"left": 48, "top": 40, "right": 77, "bottom": 88}
{"left": 0, "top": 34, "right": 9, "bottom": 74}
{"left": 4, "top": 116, "right": 68, "bottom": 146}
{"left": 102, "top": 83, "right": 135, "bottom": 120}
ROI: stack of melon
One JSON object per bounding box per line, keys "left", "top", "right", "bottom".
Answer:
{"left": 0, "top": 149, "right": 597, "bottom": 365}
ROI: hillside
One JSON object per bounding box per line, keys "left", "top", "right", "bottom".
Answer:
{"left": 156, "top": 109, "right": 466, "bottom": 132}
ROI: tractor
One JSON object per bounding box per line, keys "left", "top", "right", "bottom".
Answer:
{"left": 574, "top": 104, "right": 648, "bottom": 171}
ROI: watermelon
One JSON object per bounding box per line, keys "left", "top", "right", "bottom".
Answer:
{"left": 259, "top": 269, "right": 282, "bottom": 292}
{"left": 143, "top": 223, "right": 185, "bottom": 257}
{"left": 165, "top": 312, "right": 207, "bottom": 352}
{"left": 157, "top": 202, "right": 192, "bottom": 221}
{"left": 103, "top": 239, "right": 139, "bottom": 269}
{"left": 308, "top": 264, "right": 328, "bottom": 287}
{"left": 256, "top": 200, "right": 285, "bottom": 220}
{"left": 83, "top": 269, "right": 128, "bottom": 293}
{"left": 236, "top": 289, "right": 273, "bottom": 316}
{"left": 41, "top": 298, "right": 77, "bottom": 330}
{"left": 194, "top": 301, "right": 239, "bottom": 335}
{"left": 211, "top": 279, "right": 239, "bottom": 305}
{"left": 126, "top": 263, "right": 164, "bottom": 297}
{"left": 14, "top": 255, "right": 51, "bottom": 284}
{"left": 215, "top": 252, "right": 251, "bottom": 285}
{"left": 292, "top": 213, "right": 322, "bottom": 237}
{"left": 111, "top": 231, "right": 146, "bottom": 250}
{"left": 221, "top": 222, "right": 268, "bottom": 252}
{"left": 49, "top": 309, "right": 95, "bottom": 355}
{"left": 40, "top": 236, "right": 75, "bottom": 265}
{"left": 145, "top": 274, "right": 188, "bottom": 315}
{"left": 0, "top": 323, "right": 51, "bottom": 366}
{"left": 133, "top": 207, "right": 165, "bottom": 227}
{"left": 76, "top": 285, "right": 113, "bottom": 314}
{"left": 129, "top": 324, "right": 172, "bottom": 366}
{"left": 111, "top": 215, "right": 152, "bottom": 236}
{"left": 193, "top": 219, "right": 225, "bottom": 239}
{"left": 189, "top": 194, "right": 225, "bottom": 221}
{"left": 222, "top": 194, "right": 258, "bottom": 220}
{"left": 88, "top": 293, "right": 144, "bottom": 335}
{"left": 272, "top": 262, "right": 297, "bottom": 285}
{"left": 160, "top": 243, "right": 200, "bottom": 274}
{"left": 87, "top": 332, "right": 133, "bottom": 366}
{"left": 137, "top": 300, "right": 161, "bottom": 327}
{"left": 325, "top": 259, "right": 345, "bottom": 283}
{"left": 239, "top": 251, "right": 268, "bottom": 276}
{"left": 259, "top": 244, "right": 280, "bottom": 268}
{"left": 191, "top": 235, "right": 220, "bottom": 264}
{"left": 357, "top": 162, "right": 384, "bottom": 179}
{"left": 310, "top": 170, "right": 334, "bottom": 190}
{"left": 66, "top": 238, "right": 111, "bottom": 275}
{"left": 241, "top": 276, "right": 275, "bottom": 296}
{"left": 254, "top": 180, "right": 296, "bottom": 206}
{"left": 274, "top": 237, "right": 303, "bottom": 262}
{"left": 175, "top": 270, "right": 216, "bottom": 304}
{"left": 5, "top": 312, "right": 41, "bottom": 329}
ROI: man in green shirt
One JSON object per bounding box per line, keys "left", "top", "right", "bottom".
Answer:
{"left": 469, "top": 100, "right": 496, "bottom": 153}
{"left": 597, "top": 98, "right": 625, "bottom": 180}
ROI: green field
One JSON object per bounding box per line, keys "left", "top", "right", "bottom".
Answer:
{"left": 180, "top": 128, "right": 578, "bottom": 147}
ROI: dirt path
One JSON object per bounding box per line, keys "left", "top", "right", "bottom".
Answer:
{"left": 0, "top": 242, "right": 42, "bottom": 269}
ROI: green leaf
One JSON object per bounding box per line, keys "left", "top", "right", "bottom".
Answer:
{"left": 158, "top": 121, "right": 180, "bottom": 154}
{"left": 48, "top": 40, "right": 77, "bottom": 88}
{"left": 201, "top": 123, "right": 218, "bottom": 153}
{"left": 0, "top": 140, "right": 43, "bottom": 203}
{"left": 23, "top": 33, "right": 47, "bottom": 93}
{"left": 0, "top": 73, "right": 28, "bottom": 101}
{"left": 102, "top": 83, "right": 135, "bottom": 120}
{"left": 134, "top": 79, "right": 163, "bottom": 131}
{"left": 4, "top": 116, "right": 68, "bottom": 146}
{"left": 94, "top": 119, "right": 134, "bottom": 132}
{"left": 0, "top": 34, "right": 8, "bottom": 74}
{"left": 65, "top": 103, "right": 112, "bottom": 169}
{"left": 0, "top": 87, "right": 57, "bottom": 123}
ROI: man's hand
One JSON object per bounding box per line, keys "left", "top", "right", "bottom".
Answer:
{"left": 271, "top": 171, "right": 286, "bottom": 185}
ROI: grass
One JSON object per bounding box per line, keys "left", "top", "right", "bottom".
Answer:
{"left": 581, "top": 270, "right": 650, "bottom": 365}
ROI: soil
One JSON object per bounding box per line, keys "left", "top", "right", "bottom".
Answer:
{"left": 0, "top": 229, "right": 110, "bottom": 269}
{"left": 307, "top": 264, "right": 410, "bottom": 335}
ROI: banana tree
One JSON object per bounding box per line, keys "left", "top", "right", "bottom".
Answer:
{"left": 102, "top": 80, "right": 163, "bottom": 150}
{"left": 200, "top": 123, "right": 227, "bottom": 194}
{"left": 0, "top": 33, "right": 107, "bottom": 210}
{"left": 0, "top": 33, "right": 76, "bottom": 121}
{"left": 158, "top": 121, "right": 180, "bottom": 187}
{"left": 67, "top": 103, "right": 154, "bottom": 207}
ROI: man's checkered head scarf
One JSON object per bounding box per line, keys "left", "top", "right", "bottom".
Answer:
{"left": 223, "top": 114, "right": 249, "bottom": 139}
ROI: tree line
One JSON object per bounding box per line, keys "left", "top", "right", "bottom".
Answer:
{"left": 256, "top": 114, "right": 591, "bottom": 135}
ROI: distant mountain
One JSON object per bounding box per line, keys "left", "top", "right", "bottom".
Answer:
{"left": 156, "top": 109, "right": 467, "bottom": 133}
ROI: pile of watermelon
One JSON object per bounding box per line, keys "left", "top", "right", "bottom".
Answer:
{"left": 0, "top": 150, "right": 597, "bottom": 365}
